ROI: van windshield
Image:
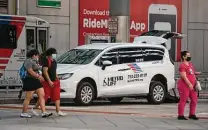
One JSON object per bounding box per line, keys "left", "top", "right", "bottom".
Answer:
{"left": 57, "top": 49, "right": 102, "bottom": 64}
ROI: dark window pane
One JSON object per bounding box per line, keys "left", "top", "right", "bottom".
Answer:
{"left": 118, "top": 47, "right": 143, "bottom": 64}
{"left": 0, "top": 24, "right": 17, "bottom": 49}
{"left": 38, "top": 30, "right": 47, "bottom": 53}
{"left": 26, "top": 29, "right": 35, "bottom": 51}
{"left": 100, "top": 49, "right": 118, "bottom": 65}
{"left": 142, "top": 47, "right": 164, "bottom": 62}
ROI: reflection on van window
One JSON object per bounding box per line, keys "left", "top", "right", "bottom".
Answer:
{"left": 57, "top": 49, "right": 102, "bottom": 64}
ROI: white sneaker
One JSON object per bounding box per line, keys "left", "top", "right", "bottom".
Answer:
{"left": 31, "top": 108, "right": 39, "bottom": 116}
{"left": 42, "top": 112, "right": 53, "bottom": 118}
{"left": 20, "top": 113, "right": 32, "bottom": 118}
{"left": 57, "top": 111, "right": 67, "bottom": 116}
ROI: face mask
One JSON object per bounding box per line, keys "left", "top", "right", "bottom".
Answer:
{"left": 33, "top": 56, "right": 39, "bottom": 61}
{"left": 186, "top": 57, "right": 191, "bottom": 61}
{"left": 52, "top": 54, "right": 57, "bottom": 59}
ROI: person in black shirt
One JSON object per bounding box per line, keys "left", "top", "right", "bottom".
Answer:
{"left": 31, "top": 48, "right": 67, "bottom": 116}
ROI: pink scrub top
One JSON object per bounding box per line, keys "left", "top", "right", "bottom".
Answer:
{"left": 178, "top": 62, "right": 197, "bottom": 88}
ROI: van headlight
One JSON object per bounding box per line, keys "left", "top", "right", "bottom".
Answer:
{"left": 58, "top": 73, "right": 73, "bottom": 80}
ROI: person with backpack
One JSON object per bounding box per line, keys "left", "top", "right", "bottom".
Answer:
{"left": 20, "top": 49, "right": 53, "bottom": 118}
{"left": 31, "top": 48, "right": 67, "bottom": 116}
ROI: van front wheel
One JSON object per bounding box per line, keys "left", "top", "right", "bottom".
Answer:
{"left": 147, "top": 82, "right": 166, "bottom": 104}
{"left": 75, "top": 82, "right": 95, "bottom": 106}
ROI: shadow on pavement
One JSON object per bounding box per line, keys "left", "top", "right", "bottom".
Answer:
{"left": 46, "top": 98, "right": 178, "bottom": 107}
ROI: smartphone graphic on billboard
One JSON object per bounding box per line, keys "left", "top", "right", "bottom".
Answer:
{"left": 148, "top": 4, "right": 177, "bottom": 60}
{"left": 154, "top": 22, "right": 171, "bottom": 50}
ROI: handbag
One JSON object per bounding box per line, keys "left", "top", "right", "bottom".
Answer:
{"left": 195, "top": 80, "right": 202, "bottom": 91}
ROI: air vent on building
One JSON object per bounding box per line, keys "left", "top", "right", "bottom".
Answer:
{"left": 0, "top": 0, "right": 8, "bottom": 7}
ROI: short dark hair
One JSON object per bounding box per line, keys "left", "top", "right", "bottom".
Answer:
{"left": 27, "top": 49, "right": 39, "bottom": 58}
{"left": 45, "top": 48, "right": 57, "bottom": 56}
{"left": 181, "top": 51, "right": 189, "bottom": 61}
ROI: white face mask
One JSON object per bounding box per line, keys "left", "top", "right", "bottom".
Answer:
{"left": 52, "top": 54, "right": 57, "bottom": 59}
{"left": 33, "top": 56, "right": 39, "bottom": 61}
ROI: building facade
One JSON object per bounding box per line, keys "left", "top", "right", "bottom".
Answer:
{"left": 0, "top": 0, "right": 16, "bottom": 14}
{"left": 2, "top": 0, "right": 208, "bottom": 72}
{"left": 182, "top": 0, "right": 208, "bottom": 72}
{"left": 19, "top": 0, "right": 71, "bottom": 54}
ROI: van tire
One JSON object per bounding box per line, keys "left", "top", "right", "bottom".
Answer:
{"left": 147, "top": 81, "right": 166, "bottom": 104}
{"left": 108, "top": 97, "right": 123, "bottom": 104}
{"left": 75, "top": 82, "right": 95, "bottom": 106}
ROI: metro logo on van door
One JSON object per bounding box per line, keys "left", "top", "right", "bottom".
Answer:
{"left": 128, "top": 63, "right": 143, "bottom": 73}
{"left": 127, "top": 63, "right": 148, "bottom": 82}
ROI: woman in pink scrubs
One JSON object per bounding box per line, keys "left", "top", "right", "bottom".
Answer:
{"left": 178, "top": 51, "right": 200, "bottom": 120}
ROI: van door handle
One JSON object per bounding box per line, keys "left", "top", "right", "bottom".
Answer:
{"left": 118, "top": 68, "right": 131, "bottom": 71}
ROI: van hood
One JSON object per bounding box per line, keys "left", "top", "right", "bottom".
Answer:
{"left": 57, "top": 64, "right": 85, "bottom": 74}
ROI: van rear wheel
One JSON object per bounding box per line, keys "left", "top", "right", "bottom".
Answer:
{"left": 147, "top": 82, "right": 166, "bottom": 104}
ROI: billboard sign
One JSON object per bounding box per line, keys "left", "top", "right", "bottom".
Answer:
{"left": 79, "top": 0, "right": 109, "bottom": 45}
{"left": 79, "top": 0, "right": 182, "bottom": 61}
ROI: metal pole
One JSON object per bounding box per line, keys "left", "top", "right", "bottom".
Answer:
{"left": 16, "top": 0, "right": 19, "bottom": 15}
{"left": 109, "top": 0, "right": 130, "bottom": 43}
{"left": 116, "top": 16, "right": 130, "bottom": 43}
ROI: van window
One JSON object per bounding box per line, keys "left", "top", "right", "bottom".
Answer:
{"left": 57, "top": 49, "right": 102, "bottom": 64}
{"left": 26, "top": 28, "right": 35, "bottom": 52}
{"left": 118, "top": 47, "right": 143, "bottom": 64}
{"left": 142, "top": 47, "right": 164, "bottom": 62}
{"left": 99, "top": 49, "right": 118, "bottom": 65}
{"left": 0, "top": 24, "right": 17, "bottom": 49}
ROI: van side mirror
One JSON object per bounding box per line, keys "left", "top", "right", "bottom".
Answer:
{"left": 102, "top": 60, "right": 112, "bottom": 70}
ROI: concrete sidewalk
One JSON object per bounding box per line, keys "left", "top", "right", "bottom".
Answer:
{"left": 0, "top": 108, "right": 208, "bottom": 130}
{"left": 1, "top": 102, "right": 208, "bottom": 119}
{"left": 0, "top": 90, "right": 24, "bottom": 104}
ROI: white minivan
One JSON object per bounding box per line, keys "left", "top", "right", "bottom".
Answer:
{"left": 56, "top": 30, "right": 184, "bottom": 105}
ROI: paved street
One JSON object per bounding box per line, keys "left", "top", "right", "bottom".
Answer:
{"left": 1, "top": 108, "right": 208, "bottom": 130}
{"left": 0, "top": 99, "right": 208, "bottom": 130}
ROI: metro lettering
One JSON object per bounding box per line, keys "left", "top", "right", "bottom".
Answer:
{"left": 103, "top": 76, "right": 124, "bottom": 87}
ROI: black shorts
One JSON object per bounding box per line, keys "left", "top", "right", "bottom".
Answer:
{"left": 22, "top": 77, "right": 42, "bottom": 91}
